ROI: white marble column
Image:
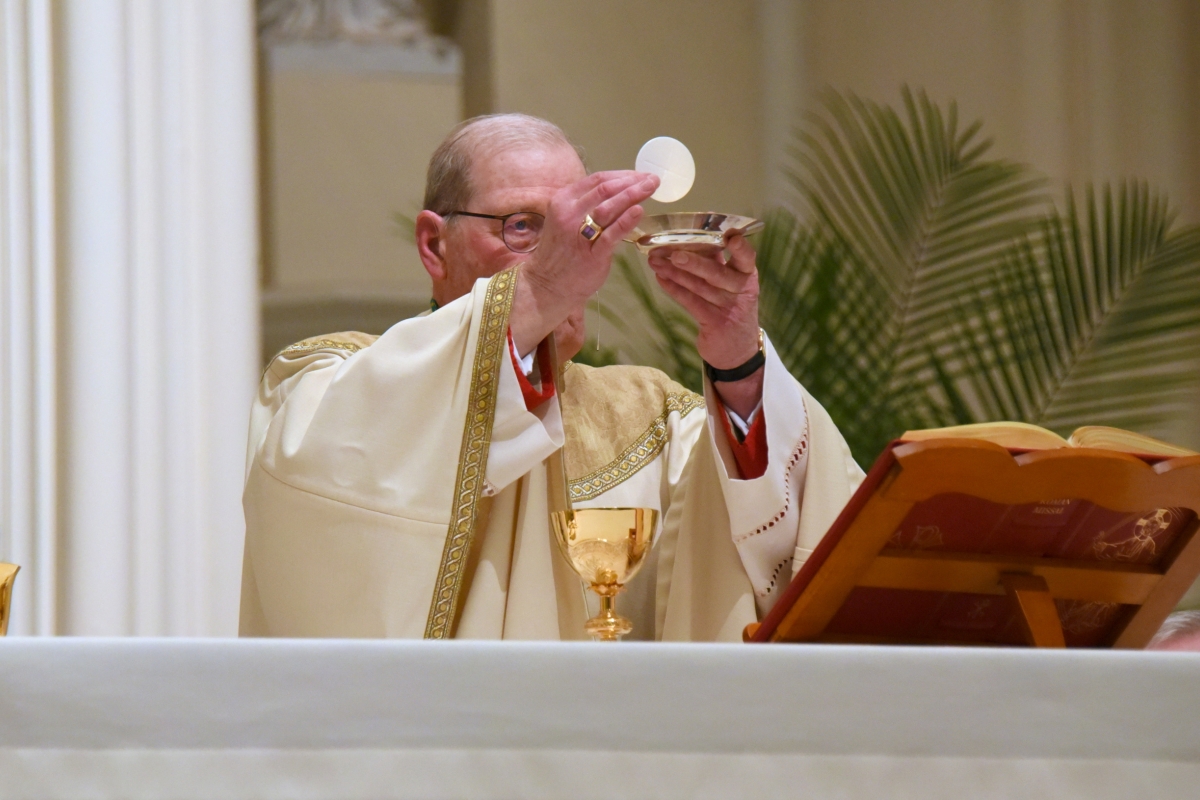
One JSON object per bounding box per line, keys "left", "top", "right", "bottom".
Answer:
{"left": 1, "top": 0, "right": 58, "bottom": 636}
{"left": 0, "top": 0, "right": 259, "bottom": 636}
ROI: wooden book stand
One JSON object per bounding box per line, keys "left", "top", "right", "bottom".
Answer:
{"left": 749, "top": 440, "right": 1200, "bottom": 648}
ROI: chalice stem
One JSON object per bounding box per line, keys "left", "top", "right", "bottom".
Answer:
{"left": 586, "top": 591, "right": 632, "bottom": 642}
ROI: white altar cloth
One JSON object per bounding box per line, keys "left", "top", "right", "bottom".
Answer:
{"left": 1, "top": 639, "right": 1198, "bottom": 799}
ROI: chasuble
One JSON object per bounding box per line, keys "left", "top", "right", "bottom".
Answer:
{"left": 240, "top": 269, "right": 864, "bottom": 641}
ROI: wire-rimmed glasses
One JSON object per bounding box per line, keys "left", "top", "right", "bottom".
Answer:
{"left": 445, "top": 210, "right": 544, "bottom": 253}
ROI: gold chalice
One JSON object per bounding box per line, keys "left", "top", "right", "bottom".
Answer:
{"left": 550, "top": 507, "right": 658, "bottom": 641}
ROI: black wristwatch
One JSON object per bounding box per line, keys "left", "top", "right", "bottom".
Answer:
{"left": 704, "top": 329, "right": 766, "bottom": 383}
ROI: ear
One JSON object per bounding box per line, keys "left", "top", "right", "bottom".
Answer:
{"left": 416, "top": 210, "right": 449, "bottom": 283}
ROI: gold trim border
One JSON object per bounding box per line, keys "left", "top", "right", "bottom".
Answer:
{"left": 264, "top": 338, "right": 372, "bottom": 380}
{"left": 424, "top": 268, "right": 518, "bottom": 639}
{"left": 279, "top": 338, "right": 366, "bottom": 357}
{"left": 568, "top": 392, "right": 704, "bottom": 503}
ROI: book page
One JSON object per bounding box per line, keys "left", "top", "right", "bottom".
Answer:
{"left": 900, "top": 421, "right": 1069, "bottom": 450}
{"left": 1067, "top": 426, "right": 1198, "bottom": 457}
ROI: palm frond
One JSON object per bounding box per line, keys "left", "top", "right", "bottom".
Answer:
{"left": 941, "top": 183, "right": 1200, "bottom": 441}
{"left": 755, "top": 210, "right": 939, "bottom": 462}
{"left": 605, "top": 253, "right": 702, "bottom": 391}
{"left": 619, "top": 88, "right": 1200, "bottom": 462}
{"left": 762, "top": 87, "right": 1049, "bottom": 459}
{"left": 790, "top": 87, "right": 1048, "bottom": 384}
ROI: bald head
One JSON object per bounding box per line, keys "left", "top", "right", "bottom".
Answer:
{"left": 423, "top": 113, "right": 584, "bottom": 216}
{"left": 414, "top": 112, "right": 588, "bottom": 312}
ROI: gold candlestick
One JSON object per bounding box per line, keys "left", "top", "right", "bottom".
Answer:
{"left": 0, "top": 562, "right": 19, "bottom": 636}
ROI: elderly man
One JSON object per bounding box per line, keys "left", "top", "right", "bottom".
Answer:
{"left": 240, "top": 114, "right": 864, "bottom": 641}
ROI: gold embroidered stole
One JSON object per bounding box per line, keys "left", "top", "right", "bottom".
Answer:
{"left": 424, "top": 268, "right": 518, "bottom": 638}
{"left": 560, "top": 363, "right": 703, "bottom": 502}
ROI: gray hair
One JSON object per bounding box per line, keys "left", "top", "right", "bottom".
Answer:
{"left": 422, "top": 113, "right": 584, "bottom": 215}
{"left": 1148, "top": 609, "right": 1200, "bottom": 649}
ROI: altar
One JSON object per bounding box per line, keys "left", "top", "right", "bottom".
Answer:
{"left": 1, "top": 639, "right": 1198, "bottom": 799}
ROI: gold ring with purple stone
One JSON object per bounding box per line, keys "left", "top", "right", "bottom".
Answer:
{"left": 579, "top": 214, "right": 603, "bottom": 242}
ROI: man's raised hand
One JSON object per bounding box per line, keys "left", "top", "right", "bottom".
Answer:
{"left": 512, "top": 170, "right": 658, "bottom": 356}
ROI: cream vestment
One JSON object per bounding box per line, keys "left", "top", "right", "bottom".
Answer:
{"left": 240, "top": 269, "right": 864, "bottom": 641}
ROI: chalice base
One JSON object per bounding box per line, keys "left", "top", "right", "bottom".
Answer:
{"left": 585, "top": 593, "right": 632, "bottom": 642}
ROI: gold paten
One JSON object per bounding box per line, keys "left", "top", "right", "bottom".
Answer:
{"left": 0, "top": 563, "right": 18, "bottom": 636}
{"left": 550, "top": 508, "right": 658, "bottom": 641}
{"left": 626, "top": 212, "right": 764, "bottom": 253}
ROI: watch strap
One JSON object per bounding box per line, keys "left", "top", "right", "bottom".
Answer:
{"left": 704, "top": 349, "right": 765, "bottom": 383}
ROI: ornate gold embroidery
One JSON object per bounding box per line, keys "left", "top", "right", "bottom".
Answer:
{"left": 568, "top": 392, "right": 704, "bottom": 502}
{"left": 666, "top": 391, "right": 705, "bottom": 417}
{"left": 265, "top": 335, "right": 376, "bottom": 379}
{"left": 424, "top": 268, "right": 518, "bottom": 639}
{"left": 279, "top": 338, "right": 365, "bottom": 357}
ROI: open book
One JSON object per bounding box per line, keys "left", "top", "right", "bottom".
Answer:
{"left": 900, "top": 422, "right": 1197, "bottom": 458}
{"left": 749, "top": 424, "right": 1200, "bottom": 647}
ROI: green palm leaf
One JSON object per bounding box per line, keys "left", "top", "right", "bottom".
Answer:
{"left": 941, "top": 183, "right": 1200, "bottom": 441}
{"left": 605, "top": 253, "right": 702, "bottom": 391}
{"left": 790, "top": 87, "right": 1048, "bottom": 379}
{"left": 618, "top": 88, "right": 1200, "bottom": 463}
{"left": 774, "top": 87, "right": 1048, "bottom": 460}
{"left": 755, "top": 210, "right": 934, "bottom": 459}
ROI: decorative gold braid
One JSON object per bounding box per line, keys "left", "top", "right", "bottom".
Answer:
{"left": 423, "top": 268, "right": 518, "bottom": 639}
{"left": 264, "top": 335, "right": 377, "bottom": 380}
{"left": 279, "top": 338, "right": 365, "bottom": 357}
{"left": 568, "top": 392, "right": 704, "bottom": 502}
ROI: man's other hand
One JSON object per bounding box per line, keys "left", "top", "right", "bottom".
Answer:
{"left": 647, "top": 235, "right": 763, "bottom": 418}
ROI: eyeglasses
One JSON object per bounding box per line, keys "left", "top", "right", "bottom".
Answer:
{"left": 445, "top": 210, "right": 544, "bottom": 253}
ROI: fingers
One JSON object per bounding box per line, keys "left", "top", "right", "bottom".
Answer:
{"left": 571, "top": 170, "right": 637, "bottom": 199}
{"left": 648, "top": 248, "right": 745, "bottom": 294}
{"left": 574, "top": 171, "right": 655, "bottom": 217}
{"left": 724, "top": 234, "right": 757, "bottom": 274}
{"left": 595, "top": 203, "right": 644, "bottom": 250}
{"left": 653, "top": 272, "right": 720, "bottom": 324}
{"left": 650, "top": 257, "right": 738, "bottom": 307}
{"left": 591, "top": 175, "right": 658, "bottom": 227}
